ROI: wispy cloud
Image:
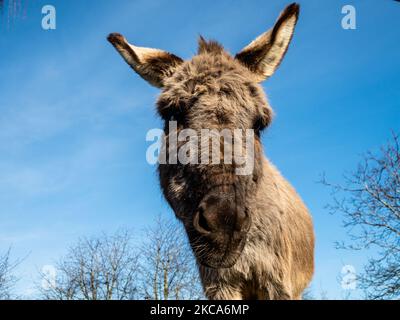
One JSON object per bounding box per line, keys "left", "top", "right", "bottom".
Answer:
{"left": 0, "top": 137, "right": 123, "bottom": 197}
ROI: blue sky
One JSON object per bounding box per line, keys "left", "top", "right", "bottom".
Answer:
{"left": 0, "top": 0, "right": 399, "bottom": 299}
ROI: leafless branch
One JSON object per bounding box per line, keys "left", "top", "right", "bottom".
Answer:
{"left": 0, "top": 248, "right": 21, "bottom": 299}
{"left": 138, "top": 215, "right": 203, "bottom": 300}
{"left": 38, "top": 229, "right": 140, "bottom": 300}
{"left": 322, "top": 132, "right": 400, "bottom": 299}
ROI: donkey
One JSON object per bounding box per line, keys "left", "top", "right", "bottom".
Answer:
{"left": 108, "top": 3, "right": 314, "bottom": 300}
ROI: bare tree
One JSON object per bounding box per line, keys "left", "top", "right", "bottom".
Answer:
{"left": 301, "top": 286, "right": 315, "bottom": 300}
{"left": 0, "top": 248, "right": 19, "bottom": 299}
{"left": 322, "top": 132, "right": 400, "bottom": 299}
{"left": 139, "top": 215, "right": 203, "bottom": 300}
{"left": 39, "top": 229, "right": 140, "bottom": 300}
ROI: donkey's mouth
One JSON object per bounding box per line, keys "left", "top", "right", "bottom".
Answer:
{"left": 195, "top": 233, "right": 247, "bottom": 269}
{"left": 199, "top": 251, "right": 242, "bottom": 269}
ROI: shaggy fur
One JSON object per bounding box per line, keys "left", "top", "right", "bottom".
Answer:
{"left": 108, "top": 3, "right": 314, "bottom": 300}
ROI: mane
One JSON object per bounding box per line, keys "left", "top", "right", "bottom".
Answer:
{"left": 197, "top": 36, "right": 225, "bottom": 55}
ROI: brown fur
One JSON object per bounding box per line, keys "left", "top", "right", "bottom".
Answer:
{"left": 108, "top": 3, "right": 314, "bottom": 300}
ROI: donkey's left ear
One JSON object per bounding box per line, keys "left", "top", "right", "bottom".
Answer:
{"left": 107, "top": 33, "right": 183, "bottom": 88}
{"left": 235, "top": 3, "right": 300, "bottom": 82}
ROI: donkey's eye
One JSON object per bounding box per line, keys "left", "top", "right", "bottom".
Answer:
{"left": 157, "top": 98, "right": 184, "bottom": 120}
{"left": 159, "top": 101, "right": 189, "bottom": 124}
{"left": 253, "top": 115, "right": 267, "bottom": 134}
{"left": 158, "top": 96, "right": 199, "bottom": 123}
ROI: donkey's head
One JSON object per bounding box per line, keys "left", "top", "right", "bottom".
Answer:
{"left": 108, "top": 3, "right": 299, "bottom": 268}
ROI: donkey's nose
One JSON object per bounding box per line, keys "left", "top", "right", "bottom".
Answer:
{"left": 193, "top": 194, "right": 250, "bottom": 235}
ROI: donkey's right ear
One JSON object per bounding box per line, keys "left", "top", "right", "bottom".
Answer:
{"left": 235, "top": 3, "right": 300, "bottom": 82}
{"left": 107, "top": 33, "right": 183, "bottom": 88}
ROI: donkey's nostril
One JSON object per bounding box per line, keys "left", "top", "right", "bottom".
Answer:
{"left": 235, "top": 207, "right": 251, "bottom": 232}
{"left": 194, "top": 195, "right": 251, "bottom": 235}
{"left": 193, "top": 207, "right": 212, "bottom": 234}
{"left": 199, "top": 210, "right": 212, "bottom": 232}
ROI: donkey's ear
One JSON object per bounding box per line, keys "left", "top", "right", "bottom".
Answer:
{"left": 235, "top": 3, "right": 299, "bottom": 82}
{"left": 107, "top": 33, "right": 183, "bottom": 88}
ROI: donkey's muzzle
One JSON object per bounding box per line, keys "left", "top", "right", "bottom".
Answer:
{"left": 192, "top": 192, "right": 251, "bottom": 268}
{"left": 193, "top": 194, "right": 250, "bottom": 235}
